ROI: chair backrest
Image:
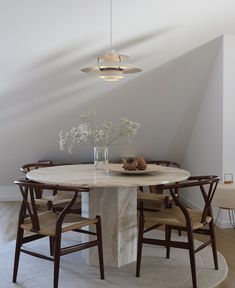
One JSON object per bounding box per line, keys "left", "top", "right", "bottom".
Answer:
{"left": 21, "top": 162, "right": 55, "bottom": 198}
{"left": 162, "top": 175, "right": 220, "bottom": 225}
{"left": 143, "top": 160, "right": 180, "bottom": 193}
{"left": 14, "top": 179, "right": 89, "bottom": 232}
{"left": 21, "top": 161, "right": 76, "bottom": 197}
{"left": 149, "top": 160, "right": 180, "bottom": 168}
{"left": 21, "top": 161, "right": 53, "bottom": 174}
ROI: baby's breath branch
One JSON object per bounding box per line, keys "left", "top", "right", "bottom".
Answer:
{"left": 58, "top": 112, "right": 140, "bottom": 153}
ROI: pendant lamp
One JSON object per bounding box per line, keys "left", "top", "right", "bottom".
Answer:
{"left": 81, "top": 0, "right": 142, "bottom": 81}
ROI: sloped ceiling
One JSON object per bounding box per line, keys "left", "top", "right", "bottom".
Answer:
{"left": 1, "top": 0, "right": 235, "bottom": 85}
{"left": 0, "top": 37, "right": 220, "bottom": 185}
{"left": 0, "top": 0, "right": 231, "bottom": 185}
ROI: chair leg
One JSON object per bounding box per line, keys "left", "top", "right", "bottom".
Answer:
{"left": 53, "top": 234, "right": 62, "bottom": 288}
{"left": 35, "top": 187, "right": 43, "bottom": 199}
{"left": 47, "top": 201, "right": 53, "bottom": 211}
{"left": 49, "top": 236, "right": 54, "bottom": 256}
{"left": 96, "top": 216, "right": 104, "bottom": 280}
{"left": 136, "top": 212, "right": 144, "bottom": 277}
{"left": 187, "top": 229, "right": 197, "bottom": 288}
{"left": 165, "top": 225, "right": 171, "bottom": 259}
{"left": 209, "top": 221, "right": 218, "bottom": 270}
{"left": 12, "top": 227, "right": 24, "bottom": 283}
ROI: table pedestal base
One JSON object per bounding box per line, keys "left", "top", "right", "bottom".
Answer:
{"left": 81, "top": 186, "right": 137, "bottom": 268}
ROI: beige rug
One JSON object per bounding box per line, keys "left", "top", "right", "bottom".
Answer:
{"left": 0, "top": 230, "right": 227, "bottom": 288}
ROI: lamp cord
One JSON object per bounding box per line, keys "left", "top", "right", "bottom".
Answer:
{"left": 110, "top": 0, "right": 113, "bottom": 50}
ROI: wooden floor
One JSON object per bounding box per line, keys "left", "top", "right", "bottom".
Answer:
{"left": 0, "top": 201, "right": 234, "bottom": 287}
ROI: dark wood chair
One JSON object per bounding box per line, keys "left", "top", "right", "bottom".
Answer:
{"left": 21, "top": 161, "right": 53, "bottom": 172}
{"left": 21, "top": 161, "right": 80, "bottom": 211}
{"left": 136, "top": 175, "right": 219, "bottom": 288}
{"left": 148, "top": 160, "right": 180, "bottom": 194}
{"left": 138, "top": 160, "right": 181, "bottom": 211}
{"left": 149, "top": 160, "right": 180, "bottom": 167}
{"left": 21, "top": 161, "right": 54, "bottom": 199}
{"left": 13, "top": 179, "right": 104, "bottom": 288}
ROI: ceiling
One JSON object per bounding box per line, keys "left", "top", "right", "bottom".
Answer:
{"left": 0, "top": 0, "right": 235, "bottom": 89}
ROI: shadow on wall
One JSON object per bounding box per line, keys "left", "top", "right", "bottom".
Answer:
{"left": 0, "top": 34, "right": 221, "bottom": 185}
{"left": 0, "top": 28, "right": 170, "bottom": 127}
{"left": 49, "top": 37, "right": 221, "bottom": 163}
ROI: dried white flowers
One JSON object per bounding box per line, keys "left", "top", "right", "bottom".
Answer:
{"left": 59, "top": 112, "right": 140, "bottom": 153}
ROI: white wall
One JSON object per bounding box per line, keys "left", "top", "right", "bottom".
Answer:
{"left": 182, "top": 36, "right": 223, "bottom": 209}
{"left": 216, "top": 35, "right": 235, "bottom": 227}
{"left": 223, "top": 35, "right": 235, "bottom": 176}
{"left": 0, "top": 39, "right": 220, "bottom": 200}
{"left": 1, "top": 0, "right": 235, "bottom": 200}
{"left": 183, "top": 35, "right": 235, "bottom": 228}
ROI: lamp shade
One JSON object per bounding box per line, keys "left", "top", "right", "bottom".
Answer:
{"left": 81, "top": 49, "right": 142, "bottom": 81}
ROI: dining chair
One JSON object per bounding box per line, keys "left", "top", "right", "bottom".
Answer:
{"left": 21, "top": 161, "right": 54, "bottom": 199}
{"left": 136, "top": 175, "right": 220, "bottom": 288}
{"left": 138, "top": 160, "right": 181, "bottom": 211}
{"left": 149, "top": 160, "right": 180, "bottom": 167}
{"left": 21, "top": 161, "right": 80, "bottom": 212}
{"left": 148, "top": 160, "right": 180, "bottom": 193}
{"left": 13, "top": 179, "right": 104, "bottom": 288}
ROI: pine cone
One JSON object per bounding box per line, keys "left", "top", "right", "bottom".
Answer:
{"left": 137, "top": 156, "right": 147, "bottom": 170}
{"left": 122, "top": 157, "right": 138, "bottom": 170}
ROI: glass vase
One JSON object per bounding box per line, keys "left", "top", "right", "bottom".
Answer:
{"left": 94, "top": 146, "right": 108, "bottom": 169}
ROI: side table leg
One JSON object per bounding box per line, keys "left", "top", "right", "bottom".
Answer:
{"left": 214, "top": 208, "right": 221, "bottom": 226}
{"left": 228, "top": 209, "right": 235, "bottom": 228}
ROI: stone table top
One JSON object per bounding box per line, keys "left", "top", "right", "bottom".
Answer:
{"left": 26, "top": 164, "right": 190, "bottom": 188}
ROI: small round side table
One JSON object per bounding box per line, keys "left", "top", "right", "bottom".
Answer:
{"left": 213, "top": 182, "right": 235, "bottom": 228}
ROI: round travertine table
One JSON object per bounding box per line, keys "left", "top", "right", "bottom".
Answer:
{"left": 27, "top": 163, "right": 190, "bottom": 268}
